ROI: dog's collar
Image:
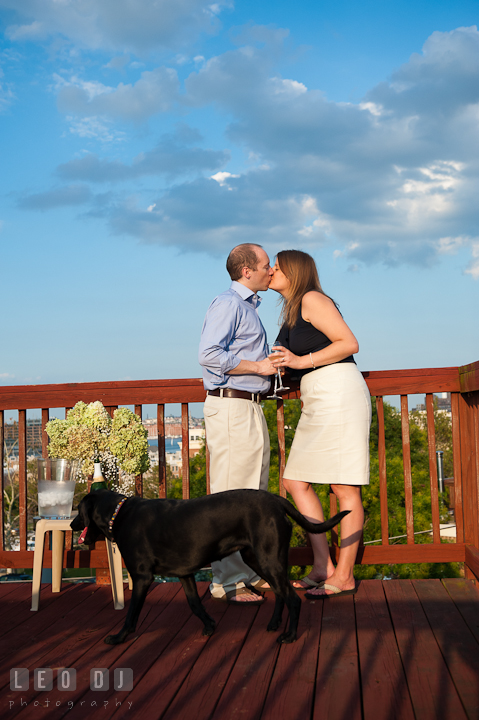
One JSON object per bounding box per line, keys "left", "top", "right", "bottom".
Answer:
{"left": 108, "top": 497, "right": 127, "bottom": 533}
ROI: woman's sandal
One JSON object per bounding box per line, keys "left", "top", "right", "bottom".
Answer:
{"left": 291, "top": 576, "right": 326, "bottom": 590}
{"left": 305, "top": 583, "right": 358, "bottom": 599}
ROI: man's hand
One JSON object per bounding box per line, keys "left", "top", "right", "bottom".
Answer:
{"left": 228, "top": 358, "right": 276, "bottom": 376}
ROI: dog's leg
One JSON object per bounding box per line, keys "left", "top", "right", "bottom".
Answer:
{"left": 104, "top": 573, "right": 153, "bottom": 645}
{"left": 277, "top": 587, "right": 302, "bottom": 644}
{"left": 241, "top": 542, "right": 301, "bottom": 643}
{"left": 179, "top": 575, "right": 216, "bottom": 637}
{"left": 239, "top": 546, "right": 287, "bottom": 634}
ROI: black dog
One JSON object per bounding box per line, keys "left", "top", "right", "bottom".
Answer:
{"left": 71, "top": 489, "right": 348, "bottom": 645}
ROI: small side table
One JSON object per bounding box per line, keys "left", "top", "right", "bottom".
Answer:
{"left": 31, "top": 517, "right": 125, "bottom": 611}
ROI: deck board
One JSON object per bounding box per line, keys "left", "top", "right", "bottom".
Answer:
{"left": 210, "top": 600, "right": 280, "bottom": 720}
{"left": 161, "top": 598, "right": 259, "bottom": 720}
{"left": 261, "top": 593, "right": 322, "bottom": 720}
{"left": 355, "top": 580, "right": 415, "bottom": 720}
{"left": 2, "top": 578, "right": 479, "bottom": 720}
{"left": 413, "top": 579, "right": 479, "bottom": 719}
{"left": 443, "top": 577, "right": 479, "bottom": 644}
{"left": 384, "top": 579, "right": 467, "bottom": 720}
{"left": 314, "top": 594, "right": 361, "bottom": 720}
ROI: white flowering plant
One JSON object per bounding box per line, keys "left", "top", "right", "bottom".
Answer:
{"left": 46, "top": 401, "right": 150, "bottom": 494}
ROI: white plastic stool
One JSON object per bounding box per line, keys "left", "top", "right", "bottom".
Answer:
{"left": 31, "top": 517, "right": 125, "bottom": 611}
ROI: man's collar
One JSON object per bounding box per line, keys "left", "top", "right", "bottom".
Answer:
{"left": 231, "top": 280, "right": 258, "bottom": 302}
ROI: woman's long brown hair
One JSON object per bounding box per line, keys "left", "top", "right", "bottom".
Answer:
{"left": 277, "top": 250, "right": 337, "bottom": 329}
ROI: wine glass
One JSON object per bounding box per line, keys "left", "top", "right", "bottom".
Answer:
{"left": 267, "top": 342, "right": 290, "bottom": 399}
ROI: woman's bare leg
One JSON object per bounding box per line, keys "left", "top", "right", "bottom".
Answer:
{"left": 307, "top": 484, "right": 364, "bottom": 596}
{"left": 283, "top": 477, "right": 336, "bottom": 586}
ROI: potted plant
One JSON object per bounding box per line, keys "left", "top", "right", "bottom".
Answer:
{"left": 45, "top": 401, "right": 150, "bottom": 496}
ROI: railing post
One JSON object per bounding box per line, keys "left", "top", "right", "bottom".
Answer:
{"left": 376, "top": 396, "right": 389, "bottom": 546}
{"left": 426, "top": 393, "right": 441, "bottom": 543}
{"left": 451, "top": 392, "right": 464, "bottom": 544}
{"left": 400, "top": 396, "right": 415, "bottom": 544}
{"left": 157, "top": 404, "right": 167, "bottom": 498}
{"left": 458, "top": 390, "right": 479, "bottom": 581}
{"left": 18, "top": 410, "right": 27, "bottom": 552}
{"left": 181, "top": 404, "right": 190, "bottom": 499}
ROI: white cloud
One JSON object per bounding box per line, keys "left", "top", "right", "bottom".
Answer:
{"left": 18, "top": 184, "right": 92, "bottom": 211}
{"left": 7, "top": 17, "right": 479, "bottom": 276}
{"left": 178, "top": 25, "right": 479, "bottom": 270}
{"left": 0, "top": 64, "right": 15, "bottom": 111}
{"left": 271, "top": 77, "right": 307, "bottom": 97}
{"left": 56, "top": 67, "right": 179, "bottom": 121}
{"left": 465, "top": 242, "right": 479, "bottom": 279}
{"left": 65, "top": 116, "right": 126, "bottom": 143}
{"left": 211, "top": 171, "right": 239, "bottom": 186}
{"left": 57, "top": 127, "right": 229, "bottom": 181}
{"left": 1, "top": 0, "right": 232, "bottom": 53}
{"left": 5, "top": 20, "right": 45, "bottom": 41}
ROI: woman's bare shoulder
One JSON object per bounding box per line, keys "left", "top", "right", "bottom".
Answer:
{"left": 302, "top": 290, "right": 336, "bottom": 311}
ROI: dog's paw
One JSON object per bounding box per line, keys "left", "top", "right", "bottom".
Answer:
{"left": 104, "top": 634, "right": 123, "bottom": 645}
{"left": 202, "top": 623, "right": 216, "bottom": 637}
{"left": 277, "top": 631, "right": 296, "bottom": 644}
{"left": 267, "top": 620, "right": 281, "bottom": 632}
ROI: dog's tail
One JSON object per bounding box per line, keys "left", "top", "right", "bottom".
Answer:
{"left": 278, "top": 496, "right": 350, "bottom": 533}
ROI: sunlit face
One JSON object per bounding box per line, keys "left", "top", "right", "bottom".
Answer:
{"left": 269, "top": 259, "right": 291, "bottom": 296}
{"left": 244, "top": 248, "right": 273, "bottom": 292}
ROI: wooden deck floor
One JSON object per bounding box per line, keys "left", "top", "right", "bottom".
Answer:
{"left": 1, "top": 578, "right": 479, "bottom": 720}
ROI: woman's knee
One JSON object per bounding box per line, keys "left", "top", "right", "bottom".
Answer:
{"left": 283, "top": 477, "right": 310, "bottom": 496}
{"left": 330, "top": 484, "right": 362, "bottom": 506}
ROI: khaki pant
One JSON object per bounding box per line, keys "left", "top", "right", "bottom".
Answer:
{"left": 204, "top": 394, "right": 270, "bottom": 598}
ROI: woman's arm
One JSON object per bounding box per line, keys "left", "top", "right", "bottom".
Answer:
{"left": 271, "top": 291, "right": 359, "bottom": 371}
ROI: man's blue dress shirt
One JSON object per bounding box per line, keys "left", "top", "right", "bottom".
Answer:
{"left": 199, "top": 281, "right": 271, "bottom": 393}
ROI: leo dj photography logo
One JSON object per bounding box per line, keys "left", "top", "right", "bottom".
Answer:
{"left": 8, "top": 668, "right": 134, "bottom": 712}
{"left": 11, "top": 668, "right": 133, "bottom": 692}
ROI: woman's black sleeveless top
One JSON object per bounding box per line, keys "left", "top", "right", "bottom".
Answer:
{"left": 276, "top": 307, "right": 355, "bottom": 379}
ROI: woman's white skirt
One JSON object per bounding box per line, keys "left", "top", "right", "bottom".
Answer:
{"left": 284, "top": 363, "right": 371, "bottom": 485}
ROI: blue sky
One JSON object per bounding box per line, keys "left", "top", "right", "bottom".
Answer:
{"left": 1, "top": 0, "right": 478, "bottom": 394}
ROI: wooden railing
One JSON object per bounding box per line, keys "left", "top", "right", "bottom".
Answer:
{"left": 1, "top": 362, "right": 478, "bottom": 581}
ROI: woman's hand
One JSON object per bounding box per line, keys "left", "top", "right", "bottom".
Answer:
{"left": 269, "top": 345, "right": 303, "bottom": 370}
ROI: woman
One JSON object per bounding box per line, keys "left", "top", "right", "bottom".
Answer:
{"left": 269, "top": 250, "right": 371, "bottom": 597}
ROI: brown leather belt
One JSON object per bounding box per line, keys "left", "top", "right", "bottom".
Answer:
{"left": 207, "top": 388, "right": 264, "bottom": 403}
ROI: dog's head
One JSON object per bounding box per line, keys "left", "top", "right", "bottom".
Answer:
{"left": 71, "top": 489, "right": 124, "bottom": 545}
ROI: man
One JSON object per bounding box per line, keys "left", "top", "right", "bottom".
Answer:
{"left": 199, "top": 243, "right": 276, "bottom": 604}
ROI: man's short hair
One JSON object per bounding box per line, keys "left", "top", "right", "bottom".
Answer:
{"left": 226, "top": 244, "right": 263, "bottom": 281}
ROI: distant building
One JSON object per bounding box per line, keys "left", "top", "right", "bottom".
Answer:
{"left": 3, "top": 419, "right": 43, "bottom": 458}
{"left": 412, "top": 392, "right": 451, "bottom": 414}
{"left": 142, "top": 416, "right": 204, "bottom": 439}
{"left": 144, "top": 419, "right": 205, "bottom": 477}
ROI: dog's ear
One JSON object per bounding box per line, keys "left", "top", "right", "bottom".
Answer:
{"left": 81, "top": 493, "right": 97, "bottom": 527}
{"left": 71, "top": 493, "right": 96, "bottom": 530}
{"left": 71, "top": 492, "right": 105, "bottom": 544}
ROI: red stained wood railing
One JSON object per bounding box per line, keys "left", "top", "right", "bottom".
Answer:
{"left": 0, "top": 363, "right": 478, "bottom": 580}
{"left": 400, "top": 395, "right": 415, "bottom": 545}
{"left": 157, "top": 404, "right": 167, "bottom": 499}
{"left": 376, "top": 396, "right": 389, "bottom": 546}
{"left": 426, "top": 393, "right": 441, "bottom": 544}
